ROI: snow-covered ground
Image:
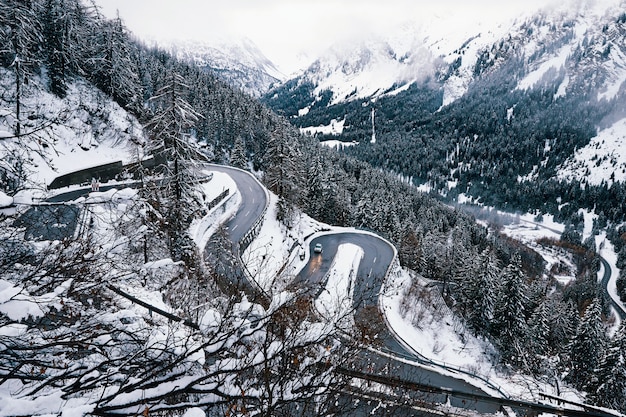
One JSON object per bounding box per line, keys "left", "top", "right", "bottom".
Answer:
{"left": 299, "top": 118, "right": 346, "bottom": 136}
{"left": 558, "top": 118, "right": 626, "bottom": 186}
{"left": 0, "top": 69, "right": 144, "bottom": 190}
{"left": 315, "top": 243, "right": 363, "bottom": 324}
{"left": 319, "top": 139, "right": 358, "bottom": 149}
{"left": 0, "top": 191, "right": 12, "bottom": 208}
{"left": 189, "top": 170, "right": 239, "bottom": 251}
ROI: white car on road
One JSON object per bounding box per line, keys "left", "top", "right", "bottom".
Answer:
{"left": 314, "top": 243, "right": 323, "bottom": 254}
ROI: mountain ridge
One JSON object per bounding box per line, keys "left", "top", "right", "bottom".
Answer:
{"left": 262, "top": 0, "right": 626, "bottom": 216}
{"left": 159, "top": 37, "right": 284, "bottom": 97}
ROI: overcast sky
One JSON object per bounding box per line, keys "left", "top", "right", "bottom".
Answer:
{"left": 97, "top": 0, "right": 559, "bottom": 74}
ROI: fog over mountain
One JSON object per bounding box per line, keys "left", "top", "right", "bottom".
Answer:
{"left": 263, "top": 0, "right": 626, "bottom": 199}
{"left": 157, "top": 37, "right": 285, "bottom": 97}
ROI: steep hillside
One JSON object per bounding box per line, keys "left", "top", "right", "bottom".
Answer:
{"left": 263, "top": 0, "right": 626, "bottom": 222}
{"left": 0, "top": 68, "right": 142, "bottom": 190}
{"left": 4, "top": 1, "right": 626, "bottom": 415}
{"left": 161, "top": 37, "right": 284, "bottom": 97}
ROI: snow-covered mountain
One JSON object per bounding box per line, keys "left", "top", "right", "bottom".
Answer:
{"left": 264, "top": 0, "right": 626, "bottom": 187}
{"left": 264, "top": 9, "right": 527, "bottom": 109}
{"left": 162, "top": 38, "right": 284, "bottom": 97}
{"left": 464, "top": 0, "right": 626, "bottom": 184}
{"left": 270, "top": 0, "right": 623, "bottom": 107}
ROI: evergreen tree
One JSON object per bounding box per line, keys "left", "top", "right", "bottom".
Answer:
{"left": 492, "top": 254, "right": 530, "bottom": 369}
{"left": 145, "top": 70, "right": 203, "bottom": 259}
{"left": 617, "top": 268, "right": 626, "bottom": 302}
{"left": 566, "top": 300, "right": 607, "bottom": 389}
{"left": 42, "top": 0, "right": 69, "bottom": 96}
{"left": 459, "top": 249, "right": 499, "bottom": 335}
{"left": 528, "top": 300, "right": 551, "bottom": 372}
{"left": 528, "top": 296, "right": 579, "bottom": 364}
{"left": 305, "top": 154, "right": 325, "bottom": 220}
{"left": 87, "top": 14, "right": 141, "bottom": 111}
{"left": 0, "top": 0, "right": 43, "bottom": 136}
{"left": 264, "top": 122, "right": 303, "bottom": 220}
{"left": 398, "top": 227, "right": 425, "bottom": 272}
{"left": 229, "top": 136, "right": 247, "bottom": 169}
{"left": 588, "top": 321, "right": 626, "bottom": 412}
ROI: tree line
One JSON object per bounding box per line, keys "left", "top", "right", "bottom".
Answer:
{"left": 2, "top": 0, "right": 625, "bottom": 413}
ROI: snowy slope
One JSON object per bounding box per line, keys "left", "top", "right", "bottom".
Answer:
{"left": 271, "top": 0, "right": 624, "bottom": 108}
{"left": 270, "top": 9, "right": 529, "bottom": 109}
{"left": 558, "top": 118, "right": 626, "bottom": 185}
{"left": 161, "top": 37, "right": 284, "bottom": 97}
{"left": 0, "top": 68, "right": 142, "bottom": 191}
{"left": 302, "top": 32, "right": 436, "bottom": 105}
{"left": 507, "top": 0, "right": 626, "bottom": 98}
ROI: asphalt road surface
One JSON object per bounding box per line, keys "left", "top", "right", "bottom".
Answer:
{"left": 293, "top": 232, "right": 501, "bottom": 414}
{"left": 207, "top": 165, "right": 267, "bottom": 246}
{"left": 202, "top": 165, "right": 270, "bottom": 305}
{"left": 600, "top": 256, "right": 626, "bottom": 320}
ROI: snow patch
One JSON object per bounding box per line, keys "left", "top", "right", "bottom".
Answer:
{"left": 315, "top": 244, "right": 363, "bottom": 321}
{"left": 0, "top": 191, "right": 13, "bottom": 208}
{"left": 300, "top": 118, "right": 346, "bottom": 137}
{"left": 189, "top": 169, "right": 240, "bottom": 251}
{"left": 319, "top": 140, "right": 358, "bottom": 149}
{"left": 557, "top": 117, "right": 626, "bottom": 185}
{"left": 517, "top": 44, "right": 572, "bottom": 91}
{"left": 597, "top": 44, "right": 626, "bottom": 101}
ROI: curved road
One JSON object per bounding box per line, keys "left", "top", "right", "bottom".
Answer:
{"left": 207, "top": 165, "right": 267, "bottom": 248}
{"left": 202, "top": 165, "right": 270, "bottom": 306}
{"left": 32, "top": 168, "right": 500, "bottom": 414}
{"left": 521, "top": 219, "right": 626, "bottom": 321}
{"left": 30, "top": 166, "right": 621, "bottom": 415}
{"left": 202, "top": 172, "right": 501, "bottom": 413}
{"left": 599, "top": 257, "right": 626, "bottom": 320}
{"left": 292, "top": 233, "right": 500, "bottom": 413}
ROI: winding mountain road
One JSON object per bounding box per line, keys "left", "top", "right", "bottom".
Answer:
{"left": 210, "top": 173, "right": 502, "bottom": 413}
{"left": 26, "top": 165, "right": 622, "bottom": 416}
{"left": 201, "top": 165, "right": 270, "bottom": 305}
{"left": 599, "top": 257, "right": 626, "bottom": 320}
{"left": 520, "top": 218, "right": 626, "bottom": 321}
{"left": 221, "top": 169, "right": 619, "bottom": 416}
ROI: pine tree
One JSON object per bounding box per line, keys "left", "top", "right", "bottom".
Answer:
{"left": 42, "top": 0, "right": 69, "bottom": 97}
{"left": 0, "top": 0, "right": 43, "bottom": 136}
{"left": 305, "top": 154, "right": 325, "bottom": 220}
{"left": 263, "top": 122, "right": 303, "bottom": 221}
{"left": 566, "top": 300, "right": 607, "bottom": 389}
{"left": 529, "top": 296, "right": 578, "bottom": 364}
{"left": 145, "top": 70, "right": 203, "bottom": 259}
{"left": 492, "top": 254, "right": 530, "bottom": 368}
{"left": 459, "top": 249, "right": 499, "bottom": 335}
{"left": 528, "top": 300, "right": 551, "bottom": 372}
{"left": 230, "top": 136, "right": 247, "bottom": 169}
{"left": 588, "top": 321, "right": 626, "bottom": 412}
{"left": 87, "top": 14, "right": 141, "bottom": 111}
{"left": 398, "top": 227, "right": 425, "bottom": 272}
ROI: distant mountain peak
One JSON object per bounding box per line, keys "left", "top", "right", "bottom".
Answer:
{"left": 157, "top": 37, "right": 285, "bottom": 97}
{"left": 263, "top": 0, "right": 626, "bottom": 190}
